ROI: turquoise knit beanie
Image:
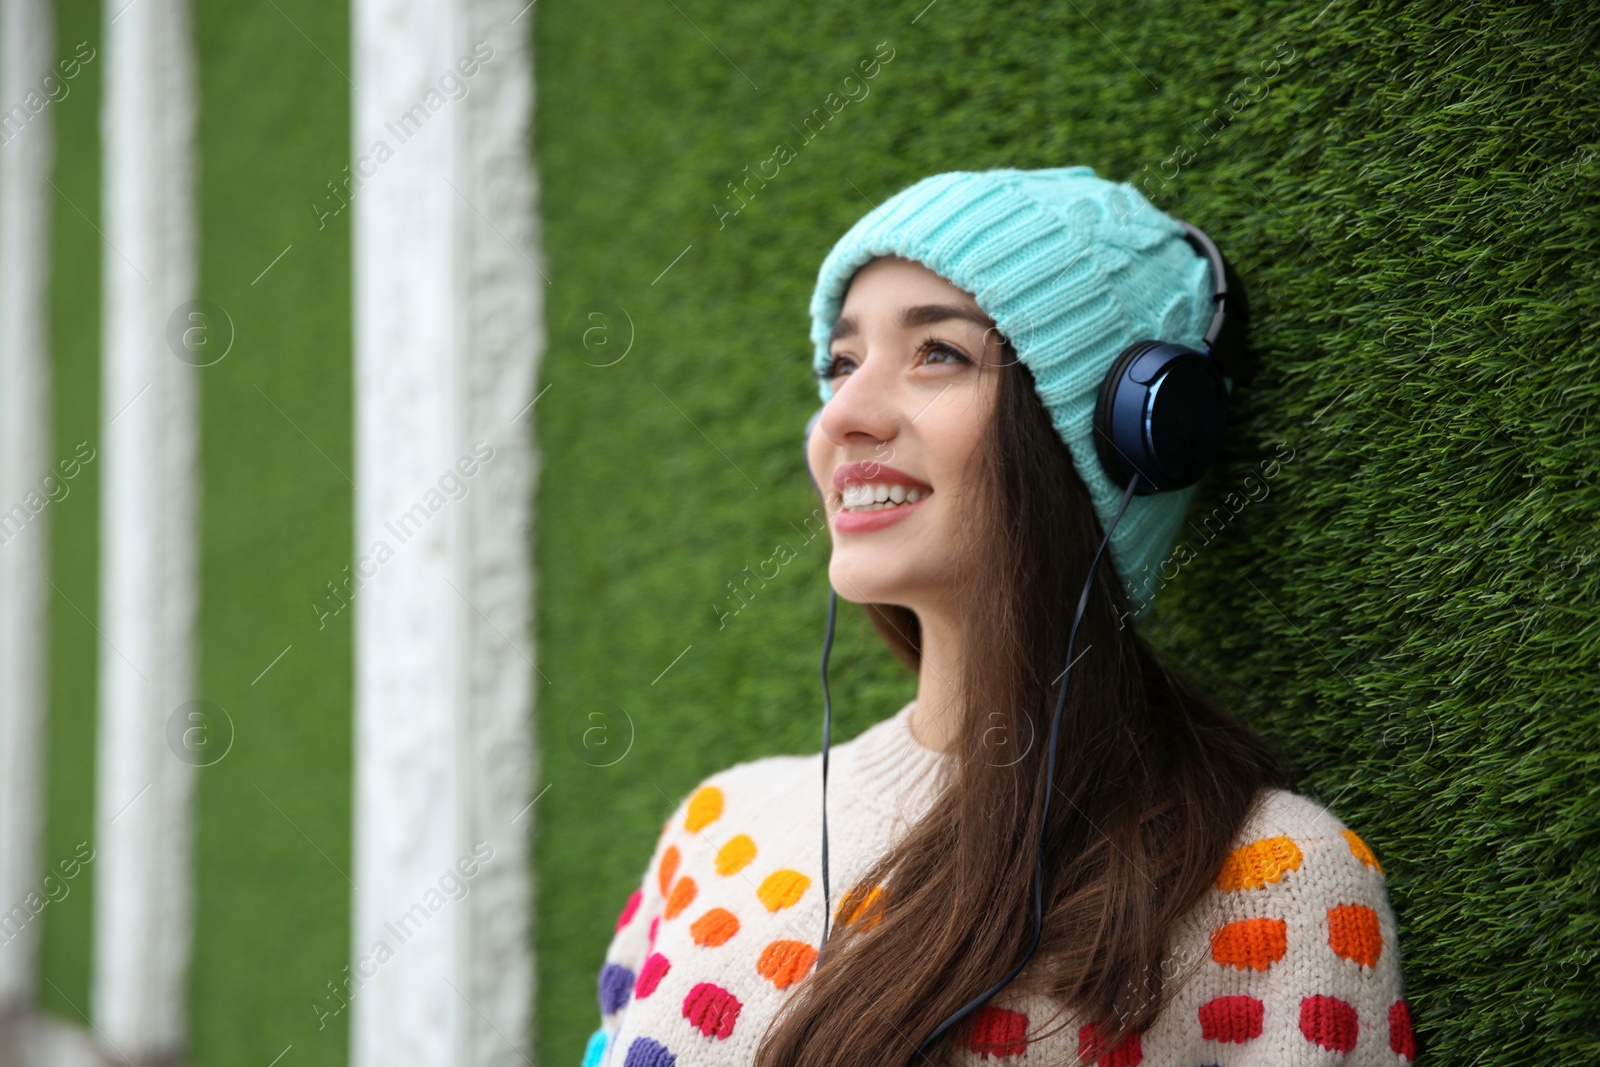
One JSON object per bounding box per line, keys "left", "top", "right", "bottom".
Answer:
{"left": 809, "top": 165, "right": 1217, "bottom": 622}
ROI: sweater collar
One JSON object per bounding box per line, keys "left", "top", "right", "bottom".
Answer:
{"left": 838, "top": 699, "right": 953, "bottom": 818}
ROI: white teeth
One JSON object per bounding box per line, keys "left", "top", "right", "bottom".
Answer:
{"left": 839, "top": 483, "right": 931, "bottom": 512}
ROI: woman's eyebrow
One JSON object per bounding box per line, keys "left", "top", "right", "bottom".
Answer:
{"left": 828, "top": 303, "right": 996, "bottom": 345}
{"left": 901, "top": 303, "right": 996, "bottom": 331}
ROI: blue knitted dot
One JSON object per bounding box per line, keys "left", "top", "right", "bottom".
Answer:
{"left": 623, "top": 1036, "right": 677, "bottom": 1067}
{"left": 599, "top": 962, "right": 635, "bottom": 1014}
{"left": 581, "top": 1028, "right": 608, "bottom": 1067}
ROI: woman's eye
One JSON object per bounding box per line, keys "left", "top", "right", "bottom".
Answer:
{"left": 822, "top": 354, "right": 857, "bottom": 379}
{"left": 921, "top": 342, "right": 972, "bottom": 367}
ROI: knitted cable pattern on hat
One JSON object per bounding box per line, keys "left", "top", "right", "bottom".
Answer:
{"left": 807, "top": 167, "right": 1218, "bottom": 621}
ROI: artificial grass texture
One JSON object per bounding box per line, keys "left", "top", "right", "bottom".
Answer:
{"left": 189, "top": 0, "right": 354, "bottom": 1064}
{"left": 39, "top": 0, "right": 104, "bottom": 1026}
{"left": 532, "top": 2, "right": 1598, "bottom": 1065}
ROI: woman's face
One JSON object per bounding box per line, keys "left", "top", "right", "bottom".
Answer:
{"left": 807, "top": 255, "right": 1006, "bottom": 613}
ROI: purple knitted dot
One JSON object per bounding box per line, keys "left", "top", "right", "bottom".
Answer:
{"left": 598, "top": 962, "right": 635, "bottom": 1014}
{"left": 623, "top": 1036, "right": 677, "bottom": 1067}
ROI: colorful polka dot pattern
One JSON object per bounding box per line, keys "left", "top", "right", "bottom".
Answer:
{"left": 1328, "top": 902, "right": 1383, "bottom": 966}
{"left": 581, "top": 1027, "right": 607, "bottom": 1067}
{"left": 1210, "top": 916, "right": 1287, "bottom": 971}
{"left": 715, "top": 834, "right": 756, "bottom": 875}
{"left": 599, "top": 963, "right": 634, "bottom": 1015}
{"left": 592, "top": 776, "right": 1411, "bottom": 1066}
{"left": 756, "top": 940, "right": 818, "bottom": 989}
{"left": 1300, "top": 993, "right": 1360, "bottom": 1052}
{"left": 663, "top": 876, "right": 697, "bottom": 920}
{"left": 755, "top": 869, "right": 810, "bottom": 911}
{"left": 1389, "top": 998, "right": 1417, "bottom": 1058}
{"left": 623, "top": 1036, "right": 675, "bottom": 1067}
{"left": 1214, "top": 834, "right": 1302, "bottom": 890}
{"left": 1077, "top": 1020, "right": 1141, "bottom": 1066}
{"left": 682, "top": 982, "right": 742, "bottom": 1038}
{"left": 962, "top": 1005, "right": 1028, "bottom": 1058}
{"left": 635, "top": 953, "right": 670, "bottom": 999}
{"left": 834, "top": 884, "right": 887, "bottom": 929}
{"left": 1198, "top": 994, "right": 1263, "bottom": 1043}
{"left": 684, "top": 786, "right": 723, "bottom": 832}
{"left": 689, "top": 907, "right": 740, "bottom": 947}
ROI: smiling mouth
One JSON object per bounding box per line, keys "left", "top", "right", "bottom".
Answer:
{"left": 839, "top": 482, "right": 932, "bottom": 513}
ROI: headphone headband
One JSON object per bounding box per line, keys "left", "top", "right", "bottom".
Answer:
{"left": 1174, "top": 219, "right": 1249, "bottom": 384}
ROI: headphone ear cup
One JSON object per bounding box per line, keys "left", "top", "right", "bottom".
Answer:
{"left": 1093, "top": 341, "right": 1228, "bottom": 494}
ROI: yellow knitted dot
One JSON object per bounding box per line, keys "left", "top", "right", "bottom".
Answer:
{"left": 1216, "top": 835, "right": 1303, "bottom": 891}
{"left": 685, "top": 786, "right": 723, "bottom": 833}
{"left": 756, "top": 869, "right": 811, "bottom": 911}
{"left": 835, "top": 885, "right": 887, "bottom": 929}
{"left": 716, "top": 834, "right": 757, "bottom": 876}
{"left": 1340, "top": 828, "right": 1384, "bottom": 873}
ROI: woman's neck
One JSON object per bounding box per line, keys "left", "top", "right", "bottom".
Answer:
{"left": 909, "top": 607, "right": 963, "bottom": 753}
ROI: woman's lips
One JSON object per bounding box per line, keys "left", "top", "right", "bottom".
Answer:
{"left": 831, "top": 492, "right": 930, "bottom": 534}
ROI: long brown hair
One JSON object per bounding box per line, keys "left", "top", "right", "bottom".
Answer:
{"left": 757, "top": 344, "right": 1293, "bottom": 1066}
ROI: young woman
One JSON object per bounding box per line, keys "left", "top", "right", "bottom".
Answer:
{"left": 583, "top": 167, "right": 1414, "bottom": 1067}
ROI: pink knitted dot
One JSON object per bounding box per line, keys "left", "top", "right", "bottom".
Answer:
{"left": 648, "top": 915, "right": 660, "bottom": 950}
{"left": 682, "top": 981, "right": 742, "bottom": 1039}
{"left": 615, "top": 889, "right": 642, "bottom": 931}
{"left": 635, "top": 952, "right": 670, "bottom": 999}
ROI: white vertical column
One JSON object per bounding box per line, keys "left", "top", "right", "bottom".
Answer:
{"left": 350, "top": 0, "right": 539, "bottom": 1063}
{"left": 90, "top": 0, "right": 198, "bottom": 1056}
{"left": 0, "top": 0, "right": 55, "bottom": 1015}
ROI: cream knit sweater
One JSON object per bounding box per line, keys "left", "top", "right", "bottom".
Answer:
{"left": 583, "top": 700, "right": 1414, "bottom": 1066}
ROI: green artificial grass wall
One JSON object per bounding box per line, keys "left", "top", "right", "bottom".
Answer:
{"left": 532, "top": 1, "right": 1598, "bottom": 1065}
{"left": 39, "top": 0, "right": 104, "bottom": 1025}
{"left": 190, "top": 0, "right": 354, "bottom": 1063}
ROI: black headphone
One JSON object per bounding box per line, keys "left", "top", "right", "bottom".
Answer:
{"left": 803, "top": 221, "right": 1246, "bottom": 1053}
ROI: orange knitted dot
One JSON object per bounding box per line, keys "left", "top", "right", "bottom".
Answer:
{"left": 664, "top": 875, "right": 698, "bottom": 920}
{"left": 1210, "top": 916, "right": 1288, "bottom": 971}
{"left": 658, "top": 845, "right": 680, "bottom": 896}
{"left": 756, "top": 869, "right": 811, "bottom": 911}
{"left": 1216, "top": 836, "right": 1303, "bottom": 891}
{"left": 689, "top": 907, "right": 741, "bottom": 947}
{"left": 835, "top": 885, "right": 887, "bottom": 929}
{"left": 1327, "top": 902, "right": 1383, "bottom": 966}
{"left": 1341, "top": 828, "right": 1384, "bottom": 873}
{"left": 685, "top": 786, "right": 724, "bottom": 832}
{"left": 716, "top": 834, "right": 757, "bottom": 876}
{"left": 757, "top": 939, "right": 819, "bottom": 989}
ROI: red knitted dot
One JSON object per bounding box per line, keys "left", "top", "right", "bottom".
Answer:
{"left": 961, "top": 1005, "right": 1029, "bottom": 1058}
{"left": 616, "top": 889, "right": 642, "bottom": 931}
{"left": 1389, "top": 998, "right": 1416, "bottom": 1061}
{"left": 1077, "top": 1020, "right": 1142, "bottom": 1066}
{"left": 682, "top": 981, "right": 742, "bottom": 1039}
{"left": 634, "top": 953, "right": 670, "bottom": 999}
{"left": 1198, "top": 995, "right": 1264, "bottom": 1043}
{"left": 1300, "top": 994, "right": 1359, "bottom": 1053}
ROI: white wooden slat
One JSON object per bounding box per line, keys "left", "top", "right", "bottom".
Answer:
{"left": 350, "top": 0, "right": 539, "bottom": 1063}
